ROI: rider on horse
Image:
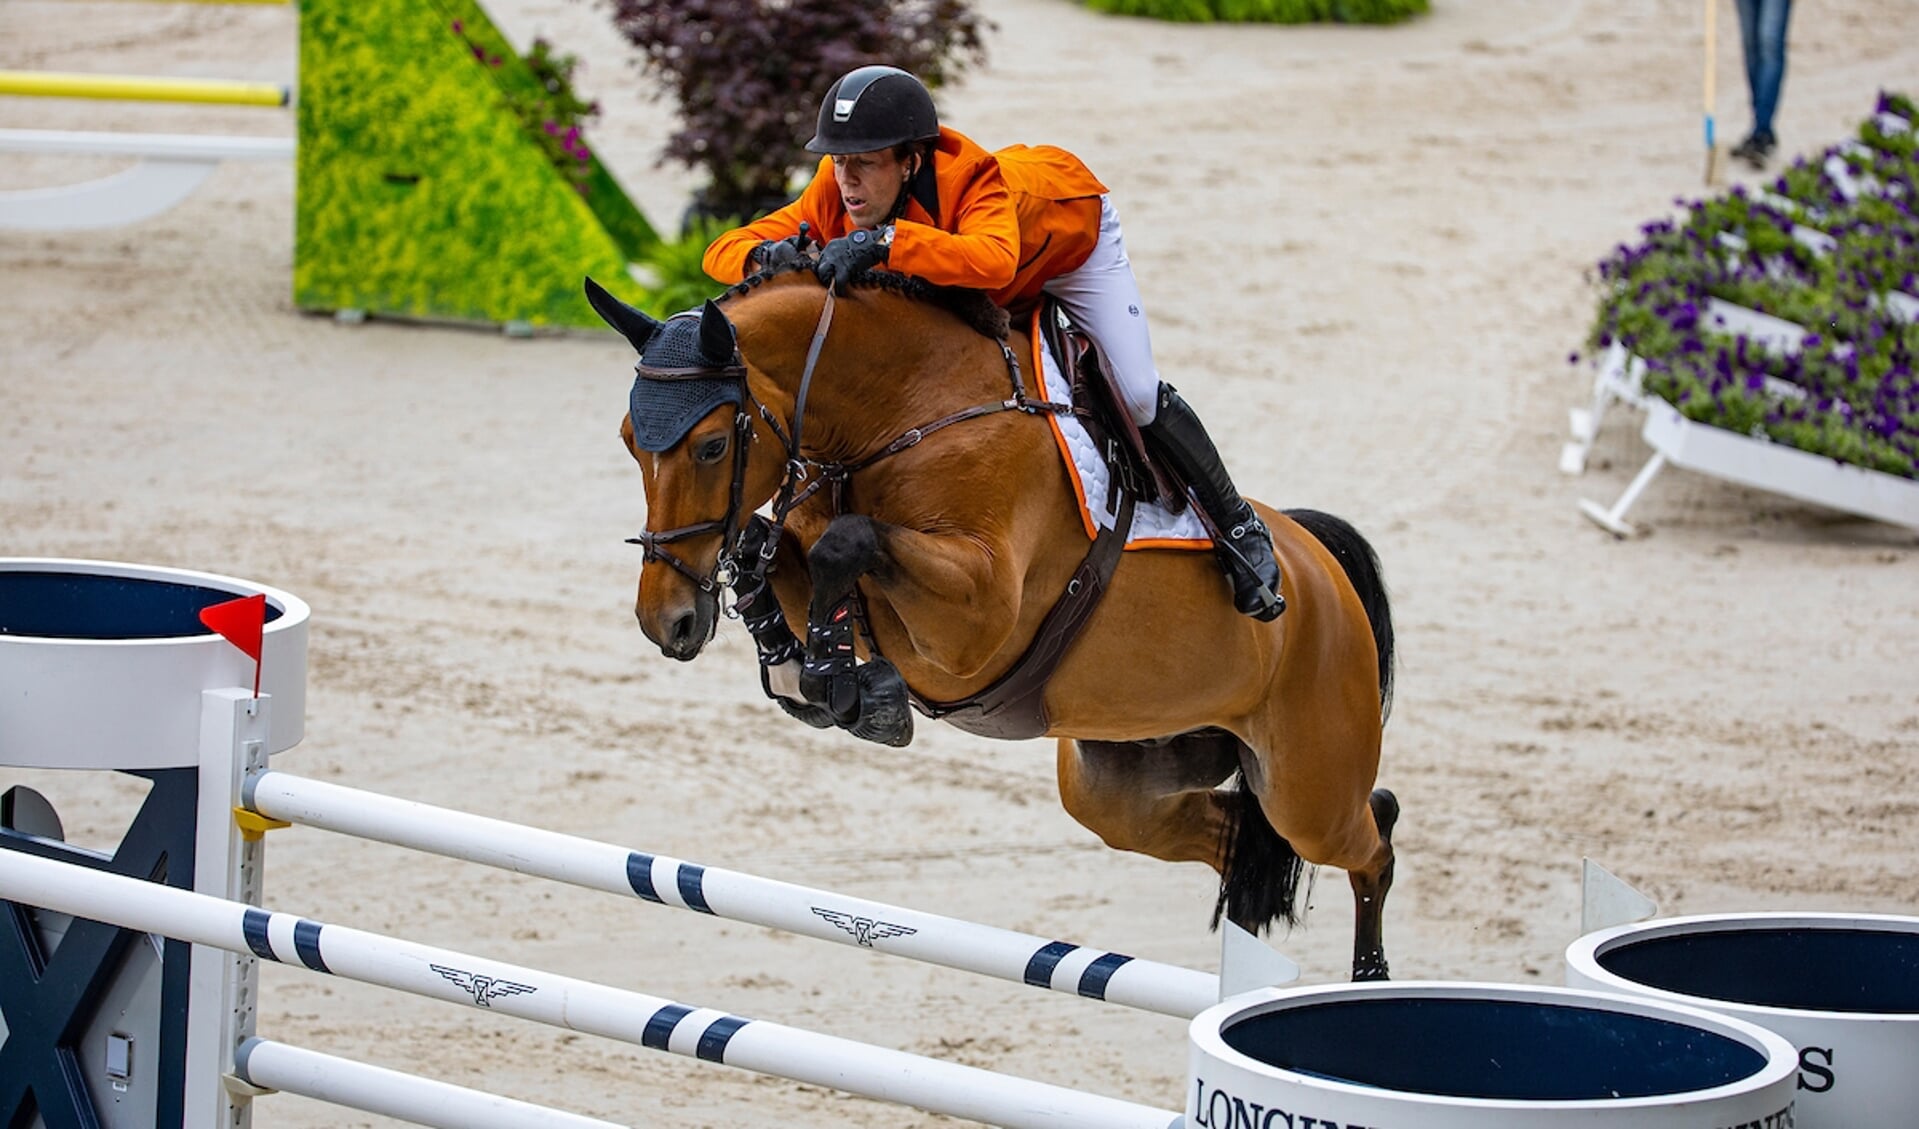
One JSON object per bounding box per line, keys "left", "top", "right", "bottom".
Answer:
{"left": 702, "top": 65, "right": 1285, "bottom": 621}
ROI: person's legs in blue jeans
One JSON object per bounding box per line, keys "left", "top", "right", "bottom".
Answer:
{"left": 1733, "top": 0, "right": 1792, "bottom": 162}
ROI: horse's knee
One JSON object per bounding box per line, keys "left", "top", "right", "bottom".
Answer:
{"left": 1058, "top": 745, "right": 1126, "bottom": 841}
{"left": 1058, "top": 741, "right": 1228, "bottom": 866}
{"left": 807, "top": 516, "right": 882, "bottom": 613}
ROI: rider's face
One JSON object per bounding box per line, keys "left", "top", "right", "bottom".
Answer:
{"left": 832, "top": 149, "right": 913, "bottom": 229}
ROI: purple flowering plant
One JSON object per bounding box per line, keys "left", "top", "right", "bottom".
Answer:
{"left": 449, "top": 23, "right": 603, "bottom": 193}
{"left": 1585, "top": 95, "right": 1919, "bottom": 479}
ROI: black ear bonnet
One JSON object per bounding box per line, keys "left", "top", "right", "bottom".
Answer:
{"left": 586, "top": 279, "right": 746, "bottom": 453}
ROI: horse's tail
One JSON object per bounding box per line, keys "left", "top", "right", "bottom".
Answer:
{"left": 1211, "top": 509, "right": 1395, "bottom": 936}
{"left": 1284, "top": 507, "right": 1396, "bottom": 724}
{"left": 1213, "top": 778, "right": 1310, "bottom": 936}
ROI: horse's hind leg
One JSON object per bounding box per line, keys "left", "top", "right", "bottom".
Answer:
{"left": 1349, "top": 788, "right": 1398, "bottom": 981}
{"left": 1236, "top": 697, "right": 1394, "bottom": 976}
{"left": 1056, "top": 730, "right": 1241, "bottom": 868}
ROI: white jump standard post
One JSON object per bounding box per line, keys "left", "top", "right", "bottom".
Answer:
{"left": 0, "top": 129, "right": 294, "bottom": 231}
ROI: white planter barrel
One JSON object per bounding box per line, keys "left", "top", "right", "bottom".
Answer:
{"left": 0, "top": 558, "right": 307, "bottom": 768}
{"left": 1188, "top": 981, "right": 1798, "bottom": 1127}
{"left": 1567, "top": 913, "right": 1919, "bottom": 1128}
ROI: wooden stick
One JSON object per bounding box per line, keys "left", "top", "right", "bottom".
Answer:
{"left": 1704, "top": 0, "right": 1721, "bottom": 184}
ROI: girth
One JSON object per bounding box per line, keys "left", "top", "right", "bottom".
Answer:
{"left": 906, "top": 489, "right": 1137, "bottom": 740}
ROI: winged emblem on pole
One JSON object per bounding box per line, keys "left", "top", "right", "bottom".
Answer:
{"left": 811, "top": 907, "right": 918, "bottom": 948}
{"left": 431, "top": 964, "right": 538, "bottom": 1008}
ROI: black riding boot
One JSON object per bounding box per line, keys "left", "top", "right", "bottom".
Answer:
{"left": 1141, "top": 383, "right": 1284, "bottom": 621}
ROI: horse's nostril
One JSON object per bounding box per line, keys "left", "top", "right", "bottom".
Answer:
{"left": 668, "top": 610, "right": 697, "bottom": 649}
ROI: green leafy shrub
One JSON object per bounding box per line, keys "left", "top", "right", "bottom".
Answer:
{"left": 602, "top": 0, "right": 990, "bottom": 224}
{"left": 295, "top": 0, "right": 655, "bottom": 328}
{"left": 450, "top": 28, "right": 603, "bottom": 193}
{"left": 1084, "top": 0, "right": 1426, "bottom": 24}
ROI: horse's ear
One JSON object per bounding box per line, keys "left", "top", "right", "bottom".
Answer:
{"left": 583, "top": 276, "right": 660, "bottom": 353}
{"left": 698, "top": 299, "right": 736, "bottom": 362}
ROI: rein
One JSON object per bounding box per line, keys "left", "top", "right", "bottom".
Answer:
{"left": 624, "top": 409, "right": 754, "bottom": 594}
{"left": 633, "top": 285, "right": 1075, "bottom": 614}
{"left": 625, "top": 287, "right": 841, "bottom": 595}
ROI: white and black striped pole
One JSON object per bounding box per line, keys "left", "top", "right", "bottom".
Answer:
{"left": 0, "top": 850, "right": 1183, "bottom": 1129}
{"left": 245, "top": 770, "right": 1223, "bottom": 1018}
{"left": 233, "top": 1039, "right": 632, "bottom": 1129}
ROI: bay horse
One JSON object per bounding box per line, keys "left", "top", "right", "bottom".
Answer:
{"left": 588, "top": 265, "right": 1400, "bottom": 980}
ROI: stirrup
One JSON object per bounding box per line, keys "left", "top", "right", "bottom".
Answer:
{"left": 1217, "top": 515, "right": 1285, "bottom": 621}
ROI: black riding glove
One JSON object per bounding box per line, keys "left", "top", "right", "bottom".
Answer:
{"left": 814, "top": 226, "right": 891, "bottom": 293}
{"left": 749, "top": 222, "right": 814, "bottom": 273}
{"left": 752, "top": 239, "right": 801, "bottom": 272}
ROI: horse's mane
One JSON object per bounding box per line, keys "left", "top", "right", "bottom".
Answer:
{"left": 720, "top": 258, "right": 1011, "bottom": 342}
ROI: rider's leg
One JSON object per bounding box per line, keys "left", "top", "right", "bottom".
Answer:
{"left": 1041, "top": 196, "right": 1283, "bottom": 621}
{"left": 1143, "top": 384, "right": 1283, "bottom": 619}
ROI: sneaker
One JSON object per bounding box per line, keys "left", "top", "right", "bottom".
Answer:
{"left": 1734, "top": 132, "right": 1777, "bottom": 170}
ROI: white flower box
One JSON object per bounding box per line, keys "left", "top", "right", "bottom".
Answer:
{"left": 1579, "top": 399, "right": 1919, "bottom": 536}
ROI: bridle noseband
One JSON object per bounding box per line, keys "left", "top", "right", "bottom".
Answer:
{"left": 624, "top": 406, "right": 755, "bottom": 595}
{"left": 625, "top": 292, "right": 841, "bottom": 601}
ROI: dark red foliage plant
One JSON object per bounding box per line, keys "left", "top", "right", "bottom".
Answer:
{"left": 601, "top": 0, "right": 990, "bottom": 224}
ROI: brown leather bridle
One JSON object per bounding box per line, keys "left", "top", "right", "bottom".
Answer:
{"left": 628, "top": 286, "right": 1071, "bottom": 611}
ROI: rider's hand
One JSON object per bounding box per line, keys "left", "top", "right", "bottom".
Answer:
{"left": 746, "top": 223, "right": 815, "bottom": 274}
{"left": 814, "top": 226, "right": 891, "bottom": 294}
{"left": 751, "top": 238, "right": 801, "bottom": 273}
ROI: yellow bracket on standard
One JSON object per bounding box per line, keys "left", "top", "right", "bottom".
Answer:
{"left": 234, "top": 808, "right": 291, "bottom": 842}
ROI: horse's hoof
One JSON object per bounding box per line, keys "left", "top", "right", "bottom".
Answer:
{"left": 774, "top": 696, "right": 838, "bottom": 729}
{"left": 847, "top": 657, "right": 914, "bottom": 747}
{"left": 762, "top": 660, "right": 836, "bottom": 728}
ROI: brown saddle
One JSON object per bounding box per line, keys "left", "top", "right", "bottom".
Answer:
{"left": 1036, "top": 297, "right": 1187, "bottom": 514}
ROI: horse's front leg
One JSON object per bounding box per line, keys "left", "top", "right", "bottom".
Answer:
{"left": 798, "top": 513, "right": 1018, "bottom": 746}
{"left": 729, "top": 516, "right": 836, "bottom": 729}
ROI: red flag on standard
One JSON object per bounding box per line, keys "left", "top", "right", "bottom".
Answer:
{"left": 200, "top": 593, "right": 266, "bottom": 696}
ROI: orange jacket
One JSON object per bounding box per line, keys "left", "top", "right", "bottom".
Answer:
{"left": 703, "top": 128, "right": 1108, "bottom": 317}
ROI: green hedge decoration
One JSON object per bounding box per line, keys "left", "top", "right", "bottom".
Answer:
{"left": 1083, "top": 0, "right": 1426, "bottom": 23}
{"left": 296, "top": 0, "right": 656, "bottom": 329}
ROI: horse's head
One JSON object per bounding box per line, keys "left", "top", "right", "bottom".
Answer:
{"left": 588, "top": 278, "right": 786, "bottom": 660}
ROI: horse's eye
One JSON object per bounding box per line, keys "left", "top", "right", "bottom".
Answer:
{"left": 694, "top": 435, "right": 729, "bottom": 465}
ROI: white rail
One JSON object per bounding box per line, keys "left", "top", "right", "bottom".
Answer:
{"left": 246, "top": 769, "right": 1221, "bottom": 1019}
{"left": 0, "top": 850, "right": 1182, "bottom": 1129}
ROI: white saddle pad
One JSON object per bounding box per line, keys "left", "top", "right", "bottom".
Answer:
{"left": 1031, "top": 318, "right": 1211, "bottom": 550}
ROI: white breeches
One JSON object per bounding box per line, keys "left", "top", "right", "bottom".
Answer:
{"left": 1040, "top": 195, "right": 1163, "bottom": 426}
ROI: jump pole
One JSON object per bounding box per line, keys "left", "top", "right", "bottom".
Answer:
{"left": 0, "top": 70, "right": 290, "bottom": 107}
{"left": 0, "top": 850, "right": 1183, "bottom": 1129}
{"left": 232, "top": 1040, "right": 630, "bottom": 1129}
{"left": 244, "top": 769, "right": 1222, "bottom": 1019}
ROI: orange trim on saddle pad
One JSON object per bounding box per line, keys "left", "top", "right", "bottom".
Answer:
{"left": 1028, "top": 315, "right": 1213, "bottom": 553}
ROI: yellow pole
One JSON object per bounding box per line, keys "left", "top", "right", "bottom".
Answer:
{"left": 0, "top": 71, "right": 289, "bottom": 108}
{"left": 1703, "top": 0, "right": 1721, "bottom": 184}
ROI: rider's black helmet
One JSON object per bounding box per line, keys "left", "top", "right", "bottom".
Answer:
{"left": 805, "top": 66, "right": 939, "bottom": 155}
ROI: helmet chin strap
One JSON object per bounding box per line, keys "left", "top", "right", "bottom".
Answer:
{"left": 884, "top": 155, "right": 921, "bottom": 224}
